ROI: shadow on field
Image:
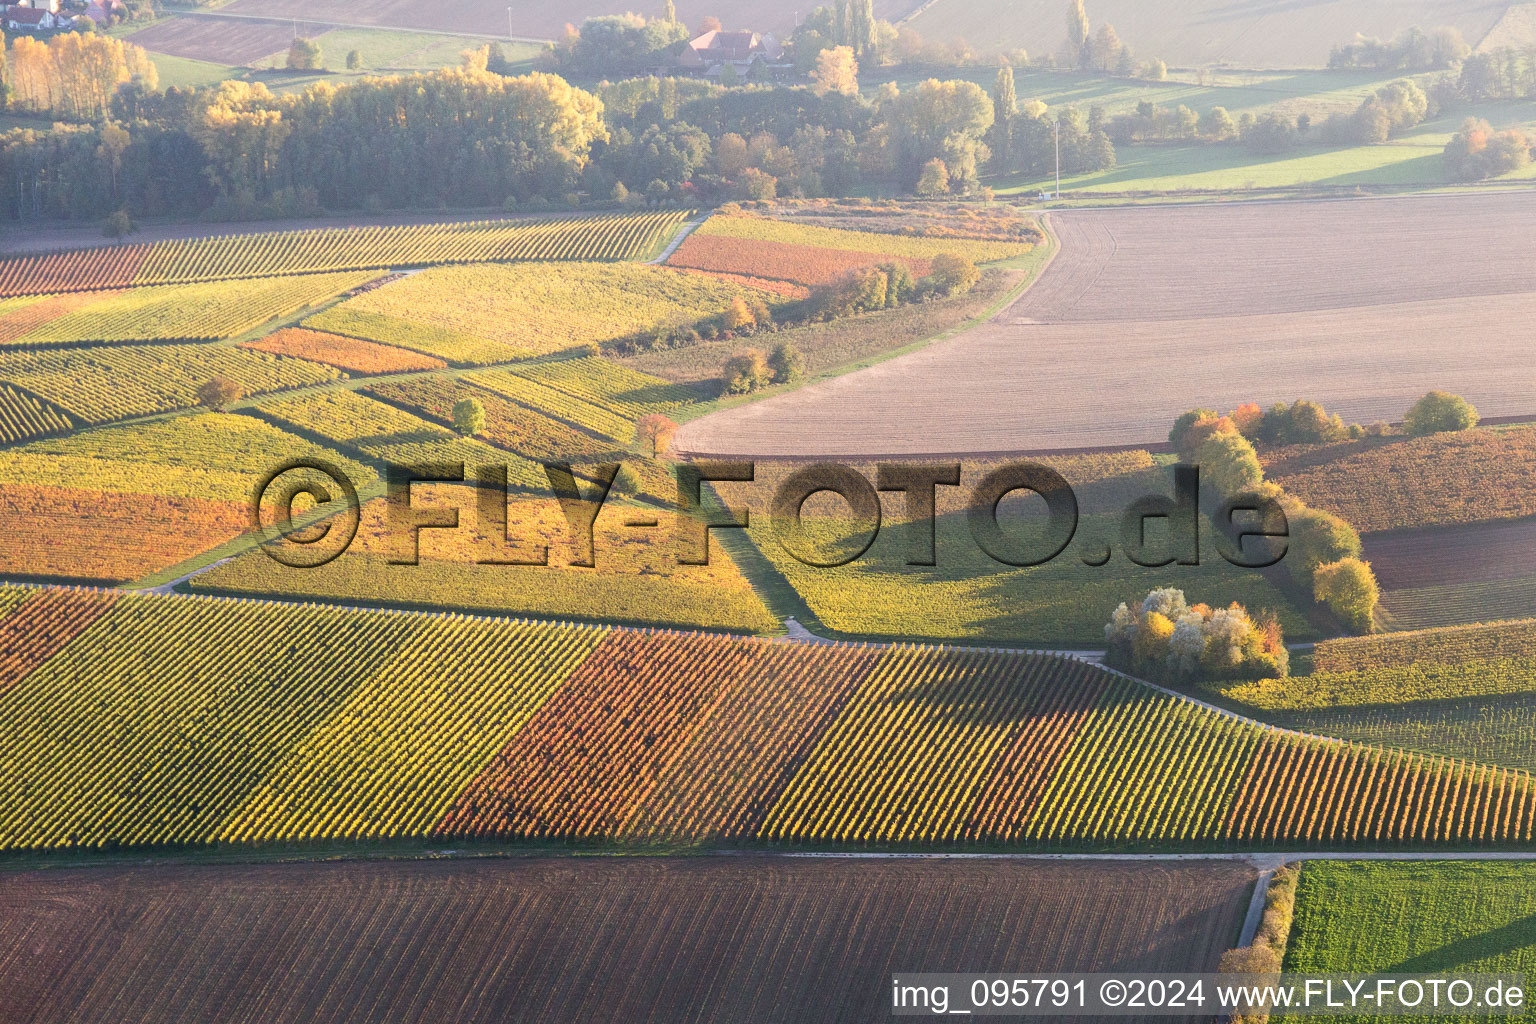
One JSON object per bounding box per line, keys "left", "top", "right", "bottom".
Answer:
{"left": 1382, "top": 912, "right": 1536, "bottom": 974}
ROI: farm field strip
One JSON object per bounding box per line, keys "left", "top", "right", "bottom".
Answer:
{"left": 0, "top": 212, "right": 691, "bottom": 298}
{"left": 3, "top": 272, "right": 375, "bottom": 347}
{"left": 0, "top": 411, "right": 371, "bottom": 504}
{"left": 0, "top": 343, "right": 343, "bottom": 425}
{"left": 240, "top": 328, "right": 447, "bottom": 375}
{"left": 255, "top": 389, "right": 545, "bottom": 491}
{"left": 676, "top": 192, "right": 1536, "bottom": 457}
{"left": 0, "top": 485, "right": 256, "bottom": 584}
{"left": 0, "top": 858, "right": 1257, "bottom": 1024}
{"left": 0, "top": 587, "right": 1531, "bottom": 852}
{"left": 306, "top": 261, "right": 757, "bottom": 365}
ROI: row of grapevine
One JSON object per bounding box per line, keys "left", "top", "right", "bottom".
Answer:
{"left": 1, "top": 588, "right": 1533, "bottom": 851}
{"left": 0, "top": 243, "right": 149, "bottom": 298}
{"left": 0, "top": 343, "right": 341, "bottom": 424}
{"left": 7, "top": 272, "right": 374, "bottom": 347}
{"left": 1226, "top": 734, "right": 1536, "bottom": 844}
{"left": 135, "top": 211, "right": 691, "bottom": 285}
{"left": 257, "top": 389, "right": 546, "bottom": 491}
{"left": 466, "top": 368, "right": 637, "bottom": 443}
{"left": 0, "top": 588, "right": 118, "bottom": 692}
{"left": 0, "top": 412, "right": 370, "bottom": 505}
{"left": 0, "top": 383, "right": 73, "bottom": 444}
{"left": 508, "top": 357, "right": 696, "bottom": 422}
{"left": 305, "top": 262, "right": 754, "bottom": 366}
{"left": 0, "top": 213, "right": 690, "bottom": 298}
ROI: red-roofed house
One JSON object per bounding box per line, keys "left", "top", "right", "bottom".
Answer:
{"left": 678, "top": 28, "right": 786, "bottom": 78}
{"left": 5, "top": 6, "right": 61, "bottom": 30}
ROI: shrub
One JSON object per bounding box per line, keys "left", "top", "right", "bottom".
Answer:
{"left": 769, "top": 341, "right": 805, "bottom": 385}
{"left": 722, "top": 348, "right": 772, "bottom": 396}
{"left": 1257, "top": 399, "right": 1353, "bottom": 445}
{"left": 452, "top": 396, "right": 486, "bottom": 436}
{"left": 102, "top": 209, "right": 135, "bottom": 239}
{"left": 611, "top": 462, "right": 641, "bottom": 497}
{"left": 1314, "top": 557, "right": 1380, "bottom": 633}
{"left": 926, "top": 253, "right": 980, "bottom": 295}
{"left": 1169, "top": 407, "right": 1219, "bottom": 457}
{"left": 195, "top": 375, "right": 243, "bottom": 411}
{"left": 1105, "top": 587, "right": 1287, "bottom": 682}
{"left": 1291, "top": 509, "right": 1361, "bottom": 584}
{"left": 1403, "top": 390, "right": 1478, "bottom": 436}
{"left": 1444, "top": 119, "right": 1533, "bottom": 181}
{"left": 1196, "top": 430, "right": 1264, "bottom": 497}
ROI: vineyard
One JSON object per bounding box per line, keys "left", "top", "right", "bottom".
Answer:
{"left": 3, "top": 272, "right": 375, "bottom": 347}
{"left": 255, "top": 389, "right": 545, "bottom": 491}
{"left": 0, "top": 587, "right": 1530, "bottom": 852}
{"left": 190, "top": 489, "right": 778, "bottom": 632}
{"left": 0, "top": 412, "right": 369, "bottom": 504}
{"left": 306, "top": 262, "right": 762, "bottom": 365}
{"left": 0, "top": 243, "right": 149, "bottom": 298}
{"left": 0, "top": 343, "right": 342, "bottom": 424}
{"left": 1264, "top": 427, "right": 1536, "bottom": 532}
{"left": 240, "top": 328, "right": 447, "bottom": 375}
{"left": 758, "top": 509, "right": 1313, "bottom": 647}
{"left": 692, "top": 214, "right": 1037, "bottom": 263}
{"left": 1312, "top": 619, "right": 1536, "bottom": 673}
{"left": 0, "top": 384, "right": 72, "bottom": 444}
{"left": 464, "top": 368, "right": 642, "bottom": 443}
{"left": 0, "top": 486, "right": 251, "bottom": 583}
{"left": 0, "top": 212, "right": 691, "bottom": 297}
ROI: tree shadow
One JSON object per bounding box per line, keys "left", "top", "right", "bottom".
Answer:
{"left": 1382, "top": 911, "right": 1536, "bottom": 975}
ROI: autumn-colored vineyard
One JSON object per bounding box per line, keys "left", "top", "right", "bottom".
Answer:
{"left": 0, "top": 383, "right": 72, "bottom": 444}
{"left": 0, "top": 212, "right": 691, "bottom": 297}
{"left": 0, "top": 587, "right": 1531, "bottom": 853}
{"left": 240, "top": 328, "right": 447, "bottom": 375}
{"left": 0, "top": 342, "right": 341, "bottom": 424}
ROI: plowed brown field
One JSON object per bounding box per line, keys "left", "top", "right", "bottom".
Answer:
{"left": 0, "top": 858, "right": 1255, "bottom": 1024}
{"left": 677, "top": 192, "right": 1536, "bottom": 457}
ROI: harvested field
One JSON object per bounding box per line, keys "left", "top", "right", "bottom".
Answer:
{"left": 1368, "top": 517, "right": 1536, "bottom": 591}
{"left": 126, "top": 14, "right": 330, "bottom": 65}
{"left": 0, "top": 857, "right": 1255, "bottom": 1024}
{"left": 676, "top": 193, "right": 1536, "bottom": 457}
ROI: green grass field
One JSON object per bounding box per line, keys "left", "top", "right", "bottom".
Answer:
{"left": 1286, "top": 862, "right": 1536, "bottom": 1023}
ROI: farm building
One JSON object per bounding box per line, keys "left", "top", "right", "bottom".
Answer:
{"left": 675, "top": 29, "right": 788, "bottom": 79}
{"left": 4, "top": 5, "right": 61, "bottom": 30}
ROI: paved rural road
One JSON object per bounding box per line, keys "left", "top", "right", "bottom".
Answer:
{"left": 676, "top": 189, "right": 1536, "bottom": 457}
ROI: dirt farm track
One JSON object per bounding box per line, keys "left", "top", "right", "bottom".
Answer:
{"left": 676, "top": 191, "right": 1536, "bottom": 457}
{"left": 0, "top": 857, "right": 1253, "bottom": 1023}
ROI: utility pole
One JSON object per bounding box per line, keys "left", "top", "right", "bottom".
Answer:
{"left": 1054, "top": 116, "right": 1061, "bottom": 199}
{"left": 507, "top": 6, "right": 514, "bottom": 41}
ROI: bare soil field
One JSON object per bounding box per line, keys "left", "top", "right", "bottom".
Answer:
{"left": 1368, "top": 516, "right": 1536, "bottom": 591}
{"left": 217, "top": 0, "right": 909, "bottom": 40}
{"left": 677, "top": 192, "right": 1536, "bottom": 457}
{"left": 127, "top": 15, "right": 332, "bottom": 65}
{"left": 905, "top": 0, "right": 1506, "bottom": 69}
{"left": 0, "top": 857, "right": 1254, "bottom": 1023}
